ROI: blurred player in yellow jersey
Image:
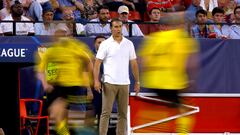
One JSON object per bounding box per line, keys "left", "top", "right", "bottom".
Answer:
{"left": 36, "top": 24, "right": 94, "bottom": 135}
{"left": 138, "top": 12, "right": 199, "bottom": 135}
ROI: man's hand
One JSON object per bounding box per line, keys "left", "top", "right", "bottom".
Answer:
{"left": 94, "top": 80, "right": 101, "bottom": 93}
{"left": 134, "top": 82, "right": 140, "bottom": 95}
{"left": 43, "top": 83, "right": 54, "bottom": 93}
{"left": 87, "top": 87, "right": 94, "bottom": 100}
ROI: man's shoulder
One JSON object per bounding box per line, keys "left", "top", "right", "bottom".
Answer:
{"left": 2, "top": 15, "right": 12, "bottom": 20}
{"left": 89, "top": 18, "right": 99, "bottom": 23}
{"left": 123, "top": 36, "right": 133, "bottom": 43}
{"left": 21, "top": 16, "right": 32, "bottom": 21}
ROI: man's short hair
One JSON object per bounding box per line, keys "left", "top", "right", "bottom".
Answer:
{"left": 148, "top": 7, "right": 161, "bottom": 15}
{"left": 97, "top": 5, "right": 109, "bottom": 14}
{"left": 212, "top": 7, "right": 224, "bottom": 16}
{"left": 195, "top": 9, "right": 207, "bottom": 17}
{"left": 110, "top": 18, "right": 122, "bottom": 28}
{"left": 94, "top": 35, "right": 106, "bottom": 42}
{"left": 10, "top": 0, "right": 22, "bottom": 11}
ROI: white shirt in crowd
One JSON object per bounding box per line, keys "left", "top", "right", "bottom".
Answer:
{"left": 0, "top": 15, "right": 34, "bottom": 35}
{"left": 122, "top": 20, "right": 144, "bottom": 37}
{"left": 96, "top": 36, "right": 137, "bottom": 85}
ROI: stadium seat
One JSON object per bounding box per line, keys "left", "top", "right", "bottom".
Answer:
{"left": 20, "top": 98, "right": 49, "bottom": 135}
{"left": 109, "top": 11, "right": 119, "bottom": 19}
{"left": 129, "top": 11, "right": 141, "bottom": 21}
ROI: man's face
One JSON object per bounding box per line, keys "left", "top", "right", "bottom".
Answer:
{"left": 99, "top": 9, "right": 110, "bottom": 22}
{"left": 213, "top": 13, "right": 224, "bottom": 23}
{"left": 235, "top": 8, "right": 240, "bottom": 20}
{"left": 95, "top": 37, "right": 105, "bottom": 51}
{"left": 111, "top": 21, "right": 122, "bottom": 37}
{"left": 63, "top": 10, "right": 74, "bottom": 21}
{"left": 119, "top": 12, "right": 128, "bottom": 22}
{"left": 149, "top": 9, "right": 161, "bottom": 22}
{"left": 12, "top": 3, "right": 24, "bottom": 16}
{"left": 43, "top": 11, "right": 54, "bottom": 22}
{"left": 196, "top": 13, "right": 207, "bottom": 23}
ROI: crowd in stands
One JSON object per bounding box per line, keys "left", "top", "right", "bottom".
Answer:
{"left": 0, "top": 0, "right": 240, "bottom": 38}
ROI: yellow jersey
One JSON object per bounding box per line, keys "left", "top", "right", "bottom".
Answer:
{"left": 37, "top": 37, "right": 94, "bottom": 87}
{"left": 138, "top": 29, "right": 198, "bottom": 90}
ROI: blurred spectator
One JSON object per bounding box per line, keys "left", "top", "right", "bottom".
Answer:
{"left": 34, "top": 7, "right": 56, "bottom": 35}
{"left": 185, "top": 0, "right": 202, "bottom": 33}
{"left": 228, "top": 6, "right": 240, "bottom": 38}
{"left": 191, "top": 9, "right": 214, "bottom": 38}
{"left": 53, "top": 0, "right": 84, "bottom": 22}
{"left": 224, "top": 0, "right": 236, "bottom": 23}
{"left": 0, "top": 0, "right": 34, "bottom": 36}
{"left": 118, "top": 5, "right": 143, "bottom": 36}
{"left": 218, "top": 0, "right": 230, "bottom": 8}
{"left": 211, "top": 7, "right": 230, "bottom": 38}
{"left": 235, "top": 0, "right": 240, "bottom": 5}
{"left": 200, "top": 0, "right": 218, "bottom": 12}
{"left": 61, "top": 8, "right": 85, "bottom": 35}
{"left": 125, "top": 0, "right": 146, "bottom": 20}
{"left": 48, "top": 0, "right": 60, "bottom": 11}
{"left": 81, "top": 0, "right": 102, "bottom": 20}
{"left": 185, "top": 0, "right": 202, "bottom": 23}
{"left": 140, "top": 7, "right": 169, "bottom": 35}
{"left": 0, "top": 0, "right": 11, "bottom": 20}
{"left": 172, "top": 0, "right": 186, "bottom": 11}
{"left": 21, "top": 0, "right": 43, "bottom": 21}
{"left": 145, "top": 0, "right": 175, "bottom": 13}
{"left": 85, "top": 5, "right": 111, "bottom": 36}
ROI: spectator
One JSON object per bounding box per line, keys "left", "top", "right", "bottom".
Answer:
{"left": 34, "top": 7, "right": 56, "bottom": 35}
{"left": 200, "top": 0, "right": 218, "bottom": 12}
{"left": 61, "top": 8, "right": 85, "bottom": 36}
{"left": 140, "top": 7, "right": 169, "bottom": 35}
{"left": 118, "top": 5, "right": 144, "bottom": 36}
{"left": 228, "top": 6, "right": 240, "bottom": 38}
{"left": 224, "top": 0, "right": 236, "bottom": 23}
{"left": 53, "top": 0, "right": 84, "bottom": 22}
{"left": 191, "top": 9, "right": 213, "bottom": 38}
{"left": 0, "top": 0, "right": 34, "bottom": 36}
{"left": 145, "top": 0, "right": 175, "bottom": 12}
{"left": 235, "top": 0, "right": 240, "bottom": 5}
{"left": 211, "top": 7, "right": 230, "bottom": 38}
{"left": 85, "top": 5, "right": 111, "bottom": 36}
{"left": 81, "top": 0, "right": 102, "bottom": 20}
{"left": 21, "top": 0, "right": 43, "bottom": 21}
{"left": 125, "top": 0, "right": 146, "bottom": 20}
{"left": 0, "top": 0, "right": 11, "bottom": 20}
{"left": 185, "top": 0, "right": 203, "bottom": 32}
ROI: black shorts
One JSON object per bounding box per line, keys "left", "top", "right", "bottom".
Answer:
{"left": 46, "top": 86, "right": 90, "bottom": 111}
{"left": 148, "top": 88, "right": 181, "bottom": 107}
